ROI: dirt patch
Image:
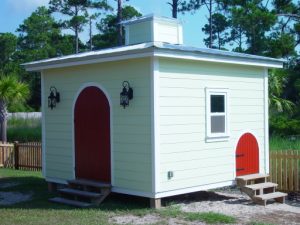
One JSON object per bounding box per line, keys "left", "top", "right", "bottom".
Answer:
{"left": 109, "top": 214, "right": 161, "bottom": 224}
{"left": 0, "top": 191, "right": 32, "bottom": 205}
{"left": 178, "top": 191, "right": 300, "bottom": 225}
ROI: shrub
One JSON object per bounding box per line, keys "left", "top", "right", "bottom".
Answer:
{"left": 7, "top": 117, "right": 41, "bottom": 142}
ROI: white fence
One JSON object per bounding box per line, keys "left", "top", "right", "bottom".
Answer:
{"left": 8, "top": 112, "right": 41, "bottom": 120}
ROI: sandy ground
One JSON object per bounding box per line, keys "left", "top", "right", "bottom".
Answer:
{"left": 110, "top": 189, "right": 300, "bottom": 225}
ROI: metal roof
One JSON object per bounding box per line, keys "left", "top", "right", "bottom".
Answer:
{"left": 23, "top": 42, "right": 285, "bottom": 71}
{"left": 121, "top": 14, "right": 181, "bottom": 25}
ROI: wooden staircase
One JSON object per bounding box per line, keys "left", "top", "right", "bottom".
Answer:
{"left": 236, "top": 173, "right": 287, "bottom": 206}
{"left": 49, "top": 179, "right": 111, "bottom": 207}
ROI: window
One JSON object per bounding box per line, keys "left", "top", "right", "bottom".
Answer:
{"left": 206, "top": 88, "right": 229, "bottom": 140}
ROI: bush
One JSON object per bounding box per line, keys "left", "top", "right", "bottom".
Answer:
{"left": 7, "top": 117, "right": 41, "bottom": 142}
{"left": 270, "top": 114, "right": 300, "bottom": 136}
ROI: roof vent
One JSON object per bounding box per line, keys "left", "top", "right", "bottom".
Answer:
{"left": 122, "top": 14, "right": 183, "bottom": 45}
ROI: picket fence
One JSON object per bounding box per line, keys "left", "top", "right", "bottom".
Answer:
{"left": 0, "top": 142, "right": 42, "bottom": 171}
{"left": 0, "top": 142, "right": 299, "bottom": 192}
{"left": 269, "top": 150, "right": 300, "bottom": 192}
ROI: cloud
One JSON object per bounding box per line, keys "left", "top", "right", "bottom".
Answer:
{"left": 6, "top": 0, "right": 49, "bottom": 13}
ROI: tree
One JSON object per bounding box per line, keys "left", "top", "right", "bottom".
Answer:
{"left": 180, "top": 0, "right": 222, "bottom": 48}
{"left": 49, "top": 0, "right": 111, "bottom": 53}
{"left": 0, "top": 33, "right": 18, "bottom": 75}
{"left": 168, "top": 0, "right": 183, "bottom": 18}
{"left": 16, "top": 6, "right": 74, "bottom": 109}
{"left": 269, "top": 69, "right": 294, "bottom": 114}
{"left": 93, "top": 5, "right": 141, "bottom": 49}
{"left": 117, "top": 0, "right": 129, "bottom": 46}
{"left": 224, "top": 1, "right": 277, "bottom": 55}
{"left": 202, "top": 13, "right": 229, "bottom": 49}
{"left": 0, "top": 75, "right": 30, "bottom": 142}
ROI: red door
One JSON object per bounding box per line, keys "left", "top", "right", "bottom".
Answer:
{"left": 74, "top": 86, "right": 111, "bottom": 182}
{"left": 236, "top": 133, "right": 259, "bottom": 176}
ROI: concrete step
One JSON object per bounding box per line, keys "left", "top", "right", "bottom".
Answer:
{"left": 253, "top": 192, "right": 287, "bottom": 206}
{"left": 68, "top": 179, "right": 111, "bottom": 189}
{"left": 59, "top": 188, "right": 103, "bottom": 199}
{"left": 245, "top": 182, "right": 278, "bottom": 190}
{"left": 49, "top": 197, "right": 92, "bottom": 208}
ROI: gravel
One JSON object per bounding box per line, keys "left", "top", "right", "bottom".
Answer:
{"left": 111, "top": 187, "right": 300, "bottom": 225}
{"left": 0, "top": 191, "right": 32, "bottom": 205}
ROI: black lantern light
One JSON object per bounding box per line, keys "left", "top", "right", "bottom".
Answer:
{"left": 48, "top": 86, "right": 60, "bottom": 110}
{"left": 120, "top": 81, "right": 133, "bottom": 109}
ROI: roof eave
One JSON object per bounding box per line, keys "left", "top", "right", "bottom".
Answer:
{"left": 23, "top": 47, "right": 154, "bottom": 72}
{"left": 154, "top": 48, "right": 284, "bottom": 69}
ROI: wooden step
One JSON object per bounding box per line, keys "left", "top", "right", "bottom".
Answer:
{"left": 49, "top": 197, "right": 92, "bottom": 208}
{"left": 68, "top": 179, "right": 111, "bottom": 189}
{"left": 253, "top": 192, "right": 287, "bottom": 206}
{"left": 245, "top": 182, "right": 278, "bottom": 190}
{"left": 237, "top": 173, "right": 269, "bottom": 181}
{"left": 59, "top": 188, "right": 103, "bottom": 198}
{"left": 236, "top": 173, "right": 269, "bottom": 186}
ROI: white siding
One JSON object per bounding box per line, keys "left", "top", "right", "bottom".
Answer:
{"left": 43, "top": 58, "right": 152, "bottom": 193}
{"left": 158, "top": 58, "right": 266, "bottom": 193}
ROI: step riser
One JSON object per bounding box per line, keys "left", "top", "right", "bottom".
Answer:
{"left": 49, "top": 179, "right": 111, "bottom": 207}
{"left": 236, "top": 173, "right": 286, "bottom": 206}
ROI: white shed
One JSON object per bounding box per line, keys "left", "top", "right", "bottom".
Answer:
{"left": 23, "top": 15, "right": 284, "bottom": 207}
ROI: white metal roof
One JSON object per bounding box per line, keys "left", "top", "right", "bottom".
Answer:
{"left": 23, "top": 42, "right": 285, "bottom": 72}
{"left": 121, "top": 14, "right": 181, "bottom": 25}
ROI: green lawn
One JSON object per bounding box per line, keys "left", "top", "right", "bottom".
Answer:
{"left": 0, "top": 168, "right": 237, "bottom": 225}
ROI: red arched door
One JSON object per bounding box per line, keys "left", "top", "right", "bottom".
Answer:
{"left": 236, "top": 133, "right": 259, "bottom": 176}
{"left": 74, "top": 86, "right": 111, "bottom": 182}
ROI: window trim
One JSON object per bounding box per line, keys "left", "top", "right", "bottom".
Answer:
{"left": 205, "top": 88, "right": 229, "bottom": 141}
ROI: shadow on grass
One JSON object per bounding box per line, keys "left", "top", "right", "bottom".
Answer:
{"left": 0, "top": 174, "right": 150, "bottom": 212}
{"left": 163, "top": 191, "right": 235, "bottom": 206}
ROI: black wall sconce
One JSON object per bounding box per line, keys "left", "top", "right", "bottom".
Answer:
{"left": 48, "top": 86, "right": 60, "bottom": 110}
{"left": 120, "top": 81, "right": 133, "bottom": 109}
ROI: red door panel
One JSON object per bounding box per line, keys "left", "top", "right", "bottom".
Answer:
{"left": 236, "top": 133, "right": 259, "bottom": 176}
{"left": 75, "top": 86, "right": 111, "bottom": 182}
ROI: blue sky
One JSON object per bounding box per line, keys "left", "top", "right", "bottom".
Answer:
{"left": 0, "top": 0, "right": 207, "bottom": 48}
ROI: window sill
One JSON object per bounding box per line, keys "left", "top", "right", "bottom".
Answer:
{"left": 206, "top": 136, "right": 230, "bottom": 143}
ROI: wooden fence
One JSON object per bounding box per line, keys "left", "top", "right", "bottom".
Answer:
{"left": 0, "top": 142, "right": 42, "bottom": 171}
{"left": 270, "top": 150, "right": 300, "bottom": 192}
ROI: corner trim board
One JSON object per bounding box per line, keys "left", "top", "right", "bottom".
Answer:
{"left": 41, "top": 71, "right": 46, "bottom": 177}
{"left": 264, "top": 68, "right": 269, "bottom": 174}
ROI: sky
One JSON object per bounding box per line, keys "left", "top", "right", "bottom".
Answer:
{"left": 0, "top": 0, "right": 207, "bottom": 48}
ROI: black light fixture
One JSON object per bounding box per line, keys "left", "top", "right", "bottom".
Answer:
{"left": 48, "top": 86, "right": 60, "bottom": 110}
{"left": 120, "top": 81, "right": 133, "bottom": 109}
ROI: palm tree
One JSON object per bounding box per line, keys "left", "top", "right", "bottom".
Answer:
{"left": 269, "top": 69, "right": 294, "bottom": 114}
{"left": 0, "top": 74, "right": 30, "bottom": 142}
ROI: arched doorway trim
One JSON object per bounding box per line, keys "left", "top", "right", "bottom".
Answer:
{"left": 72, "top": 82, "right": 114, "bottom": 184}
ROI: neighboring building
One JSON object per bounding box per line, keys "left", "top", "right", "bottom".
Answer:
{"left": 23, "top": 15, "right": 284, "bottom": 207}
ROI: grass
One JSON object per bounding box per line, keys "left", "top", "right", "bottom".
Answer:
{"left": 0, "top": 168, "right": 288, "bottom": 225}
{"left": 0, "top": 168, "right": 238, "bottom": 225}
{"left": 7, "top": 117, "right": 41, "bottom": 142}
{"left": 269, "top": 135, "right": 300, "bottom": 151}
{"left": 158, "top": 206, "right": 236, "bottom": 224}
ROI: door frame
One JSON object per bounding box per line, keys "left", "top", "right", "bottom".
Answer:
{"left": 72, "top": 82, "right": 114, "bottom": 185}
{"left": 234, "top": 130, "right": 261, "bottom": 177}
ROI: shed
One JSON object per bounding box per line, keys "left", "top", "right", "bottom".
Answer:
{"left": 23, "top": 15, "right": 284, "bottom": 207}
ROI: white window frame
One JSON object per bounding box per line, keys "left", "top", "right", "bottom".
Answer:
{"left": 205, "top": 88, "right": 229, "bottom": 141}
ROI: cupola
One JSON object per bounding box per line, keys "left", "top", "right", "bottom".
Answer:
{"left": 122, "top": 14, "right": 183, "bottom": 45}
